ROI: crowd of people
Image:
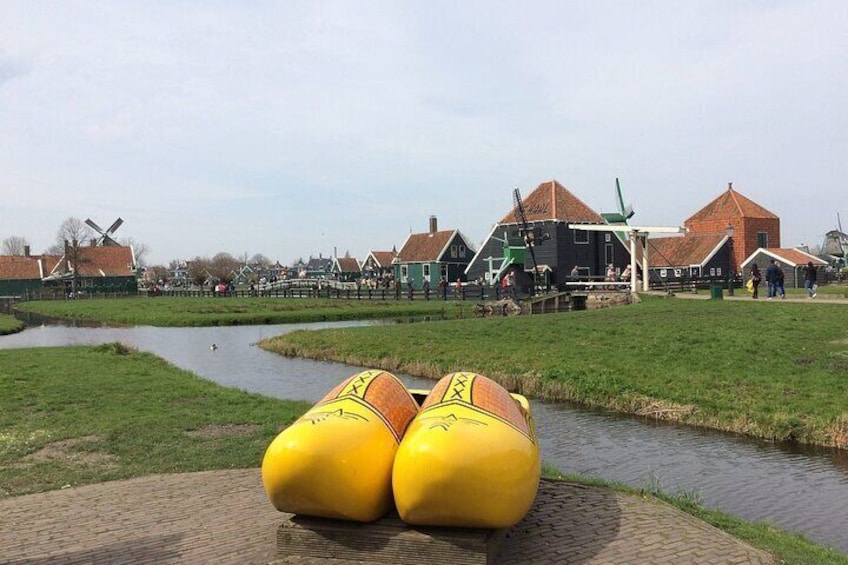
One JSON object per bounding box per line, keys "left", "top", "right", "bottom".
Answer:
{"left": 748, "top": 260, "right": 818, "bottom": 299}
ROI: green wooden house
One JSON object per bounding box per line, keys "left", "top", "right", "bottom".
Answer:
{"left": 393, "top": 216, "right": 475, "bottom": 288}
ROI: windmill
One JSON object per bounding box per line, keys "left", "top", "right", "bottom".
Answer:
{"left": 821, "top": 213, "right": 848, "bottom": 266}
{"left": 85, "top": 217, "right": 124, "bottom": 246}
{"left": 511, "top": 188, "right": 549, "bottom": 294}
{"left": 601, "top": 178, "right": 635, "bottom": 225}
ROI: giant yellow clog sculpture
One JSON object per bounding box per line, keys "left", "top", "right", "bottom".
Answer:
{"left": 261, "top": 369, "right": 419, "bottom": 522}
{"left": 392, "top": 372, "right": 541, "bottom": 529}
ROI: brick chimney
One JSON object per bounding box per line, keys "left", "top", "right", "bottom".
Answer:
{"left": 429, "top": 215, "right": 438, "bottom": 234}
{"left": 24, "top": 245, "right": 30, "bottom": 257}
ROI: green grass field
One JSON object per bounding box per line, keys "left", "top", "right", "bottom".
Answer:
{"left": 262, "top": 295, "right": 848, "bottom": 447}
{"left": 0, "top": 343, "right": 309, "bottom": 497}
{"left": 0, "top": 313, "right": 25, "bottom": 335}
{"left": 14, "top": 296, "right": 464, "bottom": 326}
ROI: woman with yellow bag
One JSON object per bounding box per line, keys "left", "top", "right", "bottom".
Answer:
{"left": 748, "top": 264, "right": 761, "bottom": 299}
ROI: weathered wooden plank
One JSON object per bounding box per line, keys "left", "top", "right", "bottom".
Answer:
{"left": 275, "top": 513, "right": 506, "bottom": 565}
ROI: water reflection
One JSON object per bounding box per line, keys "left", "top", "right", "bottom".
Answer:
{"left": 2, "top": 319, "right": 847, "bottom": 554}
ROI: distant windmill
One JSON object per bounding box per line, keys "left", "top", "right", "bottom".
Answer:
{"left": 821, "top": 213, "right": 848, "bottom": 263}
{"left": 85, "top": 217, "right": 124, "bottom": 246}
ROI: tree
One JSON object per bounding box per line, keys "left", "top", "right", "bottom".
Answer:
{"left": 187, "top": 257, "right": 211, "bottom": 287}
{"left": 144, "top": 264, "right": 169, "bottom": 286}
{"left": 209, "top": 252, "right": 239, "bottom": 284}
{"left": 53, "top": 217, "right": 93, "bottom": 294}
{"left": 2, "top": 235, "right": 30, "bottom": 256}
{"left": 120, "top": 237, "right": 149, "bottom": 267}
{"left": 249, "top": 253, "right": 271, "bottom": 267}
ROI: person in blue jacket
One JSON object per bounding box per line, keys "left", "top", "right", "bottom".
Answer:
{"left": 765, "top": 259, "right": 781, "bottom": 299}
{"left": 802, "top": 261, "right": 818, "bottom": 299}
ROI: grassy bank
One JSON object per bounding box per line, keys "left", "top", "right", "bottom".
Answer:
{"left": 544, "top": 468, "right": 848, "bottom": 564}
{"left": 0, "top": 343, "right": 309, "bottom": 497}
{"left": 0, "top": 313, "right": 25, "bottom": 335}
{"left": 14, "top": 296, "right": 464, "bottom": 326}
{"left": 262, "top": 295, "right": 848, "bottom": 448}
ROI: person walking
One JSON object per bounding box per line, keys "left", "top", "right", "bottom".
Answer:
{"left": 765, "top": 259, "right": 781, "bottom": 299}
{"left": 802, "top": 261, "right": 818, "bottom": 298}
{"left": 438, "top": 276, "right": 448, "bottom": 300}
{"left": 775, "top": 262, "right": 786, "bottom": 299}
{"left": 750, "top": 264, "right": 761, "bottom": 299}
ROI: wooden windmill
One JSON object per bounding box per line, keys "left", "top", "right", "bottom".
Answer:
{"left": 85, "top": 217, "right": 124, "bottom": 246}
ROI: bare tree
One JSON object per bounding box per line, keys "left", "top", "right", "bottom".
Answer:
{"left": 209, "top": 252, "right": 239, "bottom": 284}
{"left": 249, "top": 253, "right": 271, "bottom": 267}
{"left": 56, "top": 217, "right": 92, "bottom": 249}
{"left": 120, "top": 237, "right": 149, "bottom": 267}
{"left": 2, "top": 235, "right": 30, "bottom": 255}
{"left": 187, "top": 257, "right": 211, "bottom": 287}
{"left": 144, "top": 264, "right": 169, "bottom": 285}
{"left": 53, "top": 217, "right": 93, "bottom": 294}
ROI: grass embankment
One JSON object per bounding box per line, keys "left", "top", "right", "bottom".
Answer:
{"left": 14, "top": 296, "right": 462, "bottom": 326}
{"left": 0, "top": 313, "right": 25, "bottom": 335}
{"left": 262, "top": 295, "right": 848, "bottom": 448}
{"left": 0, "top": 343, "right": 309, "bottom": 497}
{"left": 1, "top": 345, "right": 843, "bottom": 563}
{"left": 543, "top": 468, "right": 848, "bottom": 564}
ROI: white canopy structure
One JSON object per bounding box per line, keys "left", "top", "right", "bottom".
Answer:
{"left": 567, "top": 224, "right": 687, "bottom": 292}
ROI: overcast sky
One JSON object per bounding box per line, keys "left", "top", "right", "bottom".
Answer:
{"left": 2, "top": 1, "right": 846, "bottom": 266}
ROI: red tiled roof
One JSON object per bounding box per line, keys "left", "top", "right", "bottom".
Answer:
{"left": 45, "top": 246, "right": 135, "bottom": 278}
{"left": 335, "top": 257, "right": 360, "bottom": 273}
{"left": 77, "top": 246, "right": 135, "bottom": 277}
{"left": 398, "top": 230, "right": 455, "bottom": 262}
{"left": 686, "top": 187, "right": 778, "bottom": 223}
{"left": 647, "top": 234, "right": 726, "bottom": 267}
{"left": 369, "top": 251, "right": 396, "bottom": 268}
{"left": 0, "top": 256, "right": 42, "bottom": 280}
{"left": 499, "top": 180, "right": 604, "bottom": 224}
{"left": 760, "top": 248, "right": 828, "bottom": 268}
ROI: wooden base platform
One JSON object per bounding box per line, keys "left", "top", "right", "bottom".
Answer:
{"left": 273, "top": 512, "right": 506, "bottom": 564}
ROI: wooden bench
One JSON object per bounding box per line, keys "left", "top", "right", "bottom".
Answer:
{"left": 273, "top": 512, "right": 506, "bottom": 565}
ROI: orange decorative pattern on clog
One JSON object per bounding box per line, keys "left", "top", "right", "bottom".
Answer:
{"left": 313, "top": 370, "right": 418, "bottom": 443}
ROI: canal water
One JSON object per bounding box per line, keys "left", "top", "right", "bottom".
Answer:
{"left": 2, "top": 320, "right": 847, "bottom": 554}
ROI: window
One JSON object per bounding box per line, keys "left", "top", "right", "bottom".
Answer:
{"left": 716, "top": 267, "right": 722, "bottom": 276}
{"left": 604, "top": 244, "right": 614, "bottom": 265}
{"left": 401, "top": 265, "right": 408, "bottom": 280}
{"left": 459, "top": 245, "right": 466, "bottom": 258}
{"left": 423, "top": 264, "right": 430, "bottom": 280}
{"left": 757, "top": 232, "right": 768, "bottom": 248}
{"left": 604, "top": 233, "right": 611, "bottom": 242}
{"left": 450, "top": 245, "right": 457, "bottom": 258}
{"left": 660, "top": 269, "right": 667, "bottom": 278}
{"left": 674, "top": 269, "right": 682, "bottom": 278}
{"left": 574, "top": 229, "right": 589, "bottom": 244}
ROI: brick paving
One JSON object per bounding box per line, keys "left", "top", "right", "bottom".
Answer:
{"left": 0, "top": 471, "right": 773, "bottom": 564}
